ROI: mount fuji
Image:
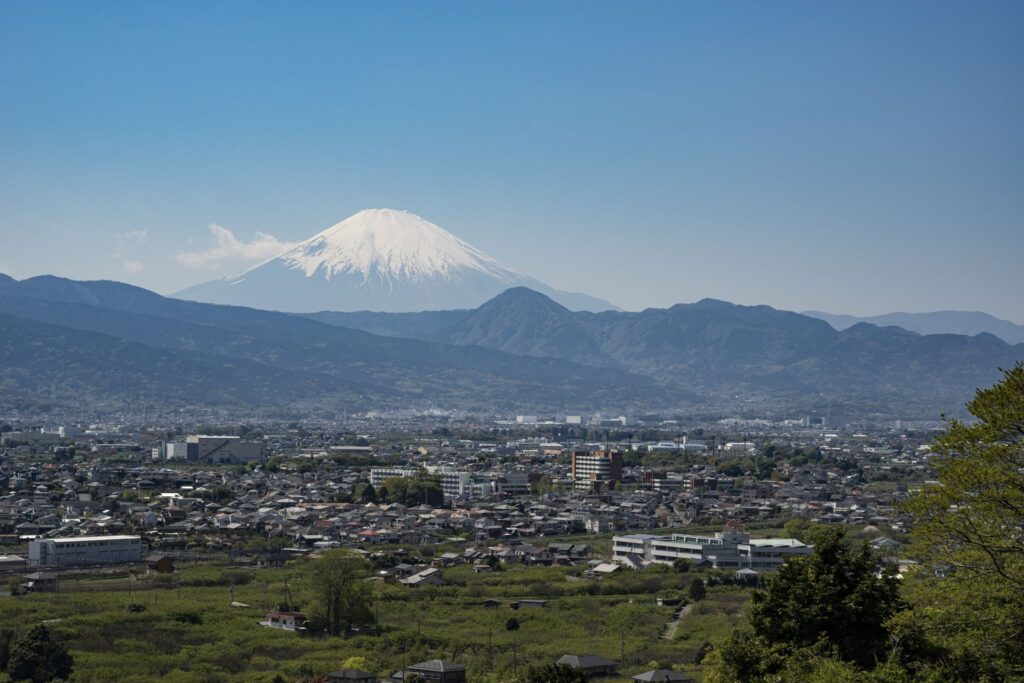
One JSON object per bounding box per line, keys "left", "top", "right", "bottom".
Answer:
{"left": 175, "top": 209, "right": 617, "bottom": 312}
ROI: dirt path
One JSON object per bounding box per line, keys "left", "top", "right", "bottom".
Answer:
{"left": 663, "top": 602, "right": 693, "bottom": 640}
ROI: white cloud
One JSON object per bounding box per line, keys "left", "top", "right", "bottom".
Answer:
{"left": 118, "top": 229, "right": 148, "bottom": 243}
{"left": 123, "top": 260, "right": 145, "bottom": 274}
{"left": 175, "top": 224, "right": 296, "bottom": 270}
{"left": 113, "top": 229, "right": 149, "bottom": 258}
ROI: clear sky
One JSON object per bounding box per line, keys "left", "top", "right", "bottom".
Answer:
{"left": 1, "top": 1, "right": 1022, "bottom": 320}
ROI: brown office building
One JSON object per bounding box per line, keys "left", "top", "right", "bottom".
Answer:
{"left": 570, "top": 450, "right": 623, "bottom": 492}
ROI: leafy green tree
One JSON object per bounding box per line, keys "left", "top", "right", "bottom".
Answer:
{"left": 712, "top": 527, "right": 904, "bottom": 681}
{"left": 307, "top": 549, "right": 374, "bottom": 636}
{"left": 782, "top": 518, "right": 810, "bottom": 541}
{"left": 672, "top": 558, "right": 690, "bottom": 573}
{"left": 340, "top": 656, "right": 371, "bottom": 671}
{"left": 381, "top": 476, "right": 444, "bottom": 506}
{"left": 352, "top": 482, "right": 377, "bottom": 503}
{"left": 520, "top": 663, "right": 587, "bottom": 683}
{"left": 688, "top": 577, "right": 706, "bottom": 601}
{"left": 0, "top": 629, "right": 14, "bottom": 672}
{"left": 505, "top": 616, "right": 520, "bottom": 631}
{"left": 900, "top": 363, "right": 1024, "bottom": 680}
{"left": 6, "top": 624, "right": 74, "bottom": 683}
{"left": 751, "top": 527, "right": 902, "bottom": 667}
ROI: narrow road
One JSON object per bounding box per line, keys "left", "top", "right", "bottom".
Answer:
{"left": 663, "top": 603, "right": 693, "bottom": 640}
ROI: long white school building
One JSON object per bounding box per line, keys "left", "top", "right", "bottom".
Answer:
{"left": 28, "top": 535, "right": 143, "bottom": 567}
{"left": 612, "top": 530, "right": 811, "bottom": 570}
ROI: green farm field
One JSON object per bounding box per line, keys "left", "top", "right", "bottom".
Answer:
{"left": 0, "top": 559, "right": 753, "bottom": 682}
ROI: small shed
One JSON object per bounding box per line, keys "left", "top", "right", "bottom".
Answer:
{"left": 23, "top": 571, "right": 58, "bottom": 593}
{"left": 146, "top": 554, "right": 176, "bottom": 573}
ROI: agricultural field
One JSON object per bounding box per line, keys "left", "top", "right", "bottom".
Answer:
{"left": 0, "top": 558, "right": 754, "bottom": 682}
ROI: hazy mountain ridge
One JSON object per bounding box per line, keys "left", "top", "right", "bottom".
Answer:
{"left": 0, "top": 276, "right": 669, "bottom": 415}
{"left": 804, "top": 309, "right": 1024, "bottom": 345}
{"left": 307, "top": 289, "right": 1024, "bottom": 415}
{"left": 2, "top": 274, "right": 1021, "bottom": 418}
{"left": 0, "top": 312, "right": 346, "bottom": 413}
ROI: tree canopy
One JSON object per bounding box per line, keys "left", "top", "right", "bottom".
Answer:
{"left": 380, "top": 476, "right": 444, "bottom": 506}
{"left": 519, "top": 663, "right": 588, "bottom": 683}
{"left": 710, "top": 527, "right": 903, "bottom": 681}
{"left": 306, "top": 550, "right": 374, "bottom": 637}
{"left": 6, "top": 624, "right": 74, "bottom": 683}
{"left": 900, "top": 362, "right": 1024, "bottom": 680}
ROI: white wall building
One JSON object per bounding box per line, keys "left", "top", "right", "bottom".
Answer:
{"left": 28, "top": 535, "right": 143, "bottom": 567}
{"left": 185, "top": 435, "right": 264, "bottom": 463}
{"left": 612, "top": 531, "right": 811, "bottom": 571}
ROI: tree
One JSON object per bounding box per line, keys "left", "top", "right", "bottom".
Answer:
{"left": 711, "top": 527, "right": 904, "bottom": 681}
{"left": 357, "top": 482, "right": 377, "bottom": 503}
{"left": 0, "top": 629, "right": 14, "bottom": 672}
{"left": 520, "top": 664, "right": 588, "bottom": 683}
{"left": 6, "top": 624, "right": 74, "bottom": 683}
{"left": 341, "top": 656, "right": 371, "bottom": 671}
{"left": 672, "top": 558, "right": 690, "bottom": 573}
{"left": 900, "top": 363, "right": 1024, "bottom": 679}
{"left": 688, "top": 577, "right": 706, "bottom": 601}
{"left": 753, "top": 528, "right": 902, "bottom": 667}
{"left": 381, "top": 476, "right": 444, "bottom": 506}
{"left": 505, "top": 616, "right": 520, "bottom": 631}
{"left": 307, "top": 549, "right": 374, "bottom": 636}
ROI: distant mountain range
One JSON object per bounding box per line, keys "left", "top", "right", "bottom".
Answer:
{"left": 177, "top": 208, "right": 616, "bottom": 313}
{"left": 804, "top": 310, "right": 1024, "bottom": 345}
{"left": 0, "top": 274, "right": 663, "bottom": 417}
{"left": 305, "top": 287, "right": 1024, "bottom": 417}
{"left": 1, "top": 273, "right": 1021, "bottom": 419}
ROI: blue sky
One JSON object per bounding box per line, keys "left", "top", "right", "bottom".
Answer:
{"left": 1, "top": 1, "right": 1022, "bottom": 320}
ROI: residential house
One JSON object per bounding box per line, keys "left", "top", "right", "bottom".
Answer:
{"left": 557, "top": 654, "right": 618, "bottom": 678}
{"left": 327, "top": 670, "right": 378, "bottom": 683}
{"left": 390, "top": 659, "right": 466, "bottom": 682}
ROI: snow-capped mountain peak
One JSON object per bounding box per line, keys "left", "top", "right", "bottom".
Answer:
{"left": 264, "top": 208, "right": 519, "bottom": 283}
{"left": 177, "top": 209, "right": 617, "bottom": 313}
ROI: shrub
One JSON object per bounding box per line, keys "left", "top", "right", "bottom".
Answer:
{"left": 169, "top": 611, "right": 203, "bottom": 625}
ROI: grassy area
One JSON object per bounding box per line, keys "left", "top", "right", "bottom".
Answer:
{"left": 0, "top": 560, "right": 754, "bottom": 682}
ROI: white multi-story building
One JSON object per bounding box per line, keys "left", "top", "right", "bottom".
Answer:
{"left": 612, "top": 530, "right": 811, "bottom": 571}
{"left": 158, "top": 441, "right": 190, "bottom": 461}
{"left": 721, "top": 442, "right": 757, "bottom": 454}
{"left": 369, "top": 467, "right": 420, "bottom": 487}
{"left": 157, "top": 436, "right": 265, "bottom": 463}
{"left": 570, "top": 450, "right": 623, "bottom": 492}
{"left": 28, "top": 535, "right": 143, "bottom": 567}
{"left": 371, "top": 467, "right": 528, "bottom": 500}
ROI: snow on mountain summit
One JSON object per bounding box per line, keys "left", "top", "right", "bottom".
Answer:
{"left": 264, "top": 208, "right": 520, "bottom": 284}
{"left": 176, "top": 209, "right": 617, "bottom": 313}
